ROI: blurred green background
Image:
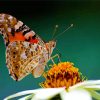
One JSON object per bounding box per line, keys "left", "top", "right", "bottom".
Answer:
{"left": 0, "top": 0, "right": 100, "bottom": 99}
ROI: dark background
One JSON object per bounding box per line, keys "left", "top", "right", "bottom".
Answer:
{"left": 0, "top": 0, "right": 100, "bottom": 99}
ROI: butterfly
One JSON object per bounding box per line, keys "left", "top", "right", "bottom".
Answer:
{"left": 0, "top": 13, "right": 56, "bottom": 81}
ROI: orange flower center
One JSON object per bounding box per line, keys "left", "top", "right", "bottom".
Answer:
{"left": 40, "top": 62, "right": 82, "bottom": 88}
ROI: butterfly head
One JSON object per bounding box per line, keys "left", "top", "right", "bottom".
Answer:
{"left": 45, "top": 40, "right": 56, "bottom": 57}
{"left": 47, "top": 40, "right": 56, "bottom": 49}
{"left": 49, "top": 40, "right": 56, "bottom": 47}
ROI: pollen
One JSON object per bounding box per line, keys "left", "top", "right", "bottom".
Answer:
{"left": 40, "top": 62, "right": 82, "bottom": 89}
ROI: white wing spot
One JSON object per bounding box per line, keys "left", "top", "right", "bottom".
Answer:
{"left": 23, "top": 42, "right": 29, "bottom": 48}
{"left": 20, "top": 52, "right": 27, "bottom": 59}
{"left": 8, "top": 16, "right": 13, "bottom": 20}
{"left": 15, "top": 21, "right": 23, "bottom": 30}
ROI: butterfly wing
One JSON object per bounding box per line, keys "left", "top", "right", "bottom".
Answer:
{"left": 31, "top": 42, "right": 51, "bottom": 78}
{"left": 32, "top": 57, "right": 46, "bottom": 78}
{"left": 0, "top": 13, "right": 47, "bottom": 81}
{"left": 32, "top": 64, "right": 45, "bottom": 78}
{"left": 6, "top": 41, "right": 45, "bottom": 81}
{"left": 0, "top": 13, "right": 44, "bottom": 46}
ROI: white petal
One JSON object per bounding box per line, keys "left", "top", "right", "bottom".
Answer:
{"left": 60, "top": 89, "right": 92, "bottom": 100}
{"left": 32, "top": 88, "right": 65, "bottom": 100}
{"left": 18, "top": 94, "right": 33, "bottom": 100}
{"left": 85, "top": 85, "right": 100, "bottom": 90}
{"left": 4, "top": 90, "right": 36, "bottom": 100}
{"left": 4, "top": 88, "right": 64, "bottom": 100}
{"left": 69, "top": 80, "right": 100, "bottom": 91}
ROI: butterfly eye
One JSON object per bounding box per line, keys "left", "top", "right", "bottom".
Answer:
{"left": 52, "top": 41, "right": 56, "bottom": 47}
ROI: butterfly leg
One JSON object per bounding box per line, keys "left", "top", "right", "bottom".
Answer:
{"left": 46, "top": 64, "right": 49, "bottom": 70}
{"left": 50, "top": 54, "right": 61, "bottom": 64}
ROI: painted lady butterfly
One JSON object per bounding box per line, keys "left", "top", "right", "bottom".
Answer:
{"left": 0, "top": 13, "right": 56, "bottom": 81}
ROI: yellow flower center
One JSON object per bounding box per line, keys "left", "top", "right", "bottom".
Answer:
{"left": 40, "top": 62, "right": 82, "bottom": 88}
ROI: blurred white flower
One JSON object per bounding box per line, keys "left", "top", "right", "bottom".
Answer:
{"left": 4, "top": 80, "right": 100, "bottom": 100}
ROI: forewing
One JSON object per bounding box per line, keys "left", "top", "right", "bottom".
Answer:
{"left": 0, "top": 13, "right": 44, "bottom": 46}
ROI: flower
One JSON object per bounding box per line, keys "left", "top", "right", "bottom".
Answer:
{"left": 40, "top": 62, "right": 83, "bottom": 88}
{"left": 4, "top": 80, "right": 100, "bottom": 100}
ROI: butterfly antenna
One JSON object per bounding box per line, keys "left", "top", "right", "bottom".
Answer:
{"left": 53, "top": 24, "right": 73, "bottom": 40}
{"left": 51, "top": 25, "right": 59, "bottom": 40}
